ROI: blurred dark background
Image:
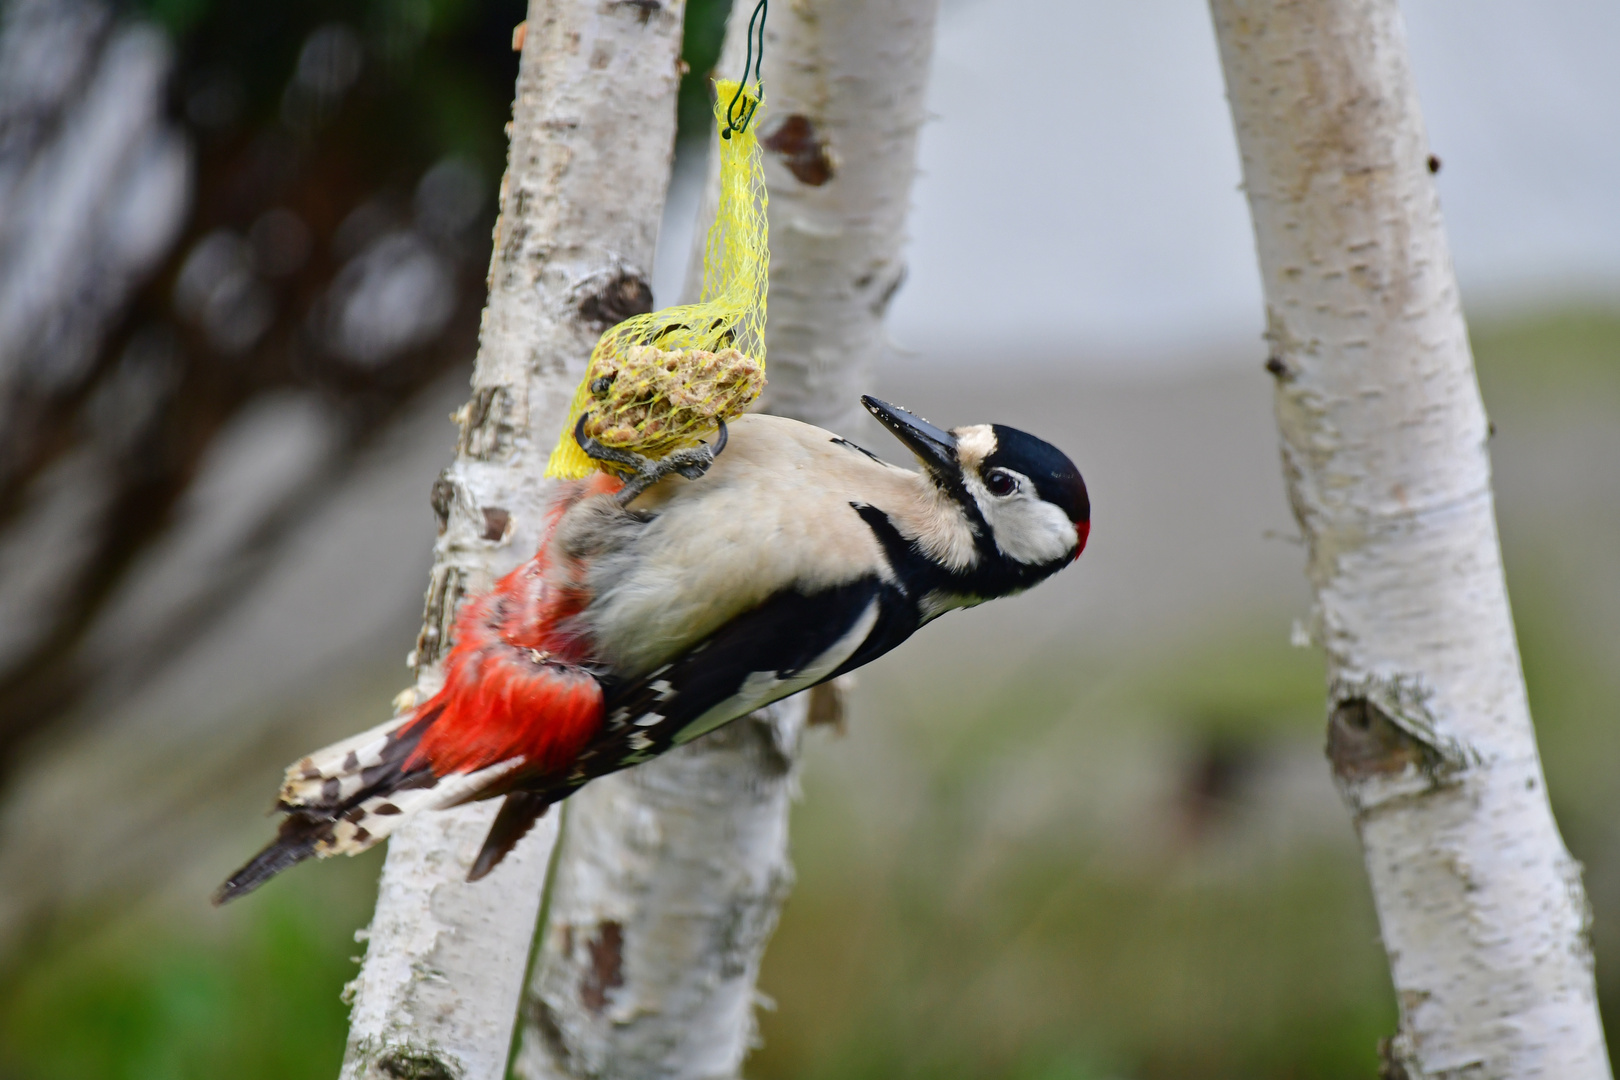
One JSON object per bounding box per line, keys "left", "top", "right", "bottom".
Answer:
{"left": 0, "top": 1, "right": 1616, "bottom": 1078}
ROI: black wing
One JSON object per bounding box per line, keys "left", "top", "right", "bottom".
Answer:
{"left": 597, "top": 577, "right": 911, "bottom": 755}
{"left": 474, "top": 576, "right": 915, "bottom": 838}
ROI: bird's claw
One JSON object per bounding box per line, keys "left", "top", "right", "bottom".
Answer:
{"left": 574, "top": 415, "right": 729, "bottom": 506}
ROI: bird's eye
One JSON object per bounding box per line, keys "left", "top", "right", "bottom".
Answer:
{"left": 985, "top": 469, "right": 1019, "bottom": 497}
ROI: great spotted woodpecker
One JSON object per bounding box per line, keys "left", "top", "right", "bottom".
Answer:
{"left": 215, "top": 396, "right": 1089, "bottom": 902}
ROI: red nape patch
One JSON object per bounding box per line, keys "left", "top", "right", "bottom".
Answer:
{"left": 1073, "top": 519, "right": 1090, "bottom": 560}
{"left": 405, "top": 477, "right": 616, "bottom": 778}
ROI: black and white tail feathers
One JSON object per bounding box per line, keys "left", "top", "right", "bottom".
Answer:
{"left": 213, "top": 707, "right": 525, "bottom": 904}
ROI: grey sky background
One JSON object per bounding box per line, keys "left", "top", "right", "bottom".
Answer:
{"left": 856, "top": 0, "right": 1620, "bottom": 371}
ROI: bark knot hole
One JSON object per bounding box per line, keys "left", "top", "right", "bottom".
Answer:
{"left": 1326, "top": 676, "right": 1473, "bottom": 784}
{"left": 1328, "top": 697, "right": 1420, "bottom": 779}
{"left": 481, "top": 506, "right": 510, "bottom": 542}
{"left": 580, "top": 920, "right": 625, "bottom": 1014}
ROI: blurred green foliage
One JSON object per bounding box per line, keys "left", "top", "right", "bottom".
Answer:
{"left": 0, "top": 851, "right": 381, "bottom": 1080}
{"left": 139, "top": 0, "right": 530, "bottom": 178}
{"left": 1473, "top": 306, "right": 1620, "bottom": 401}
{"left": 682, "top": 0, "right": 738, "bottom": 141}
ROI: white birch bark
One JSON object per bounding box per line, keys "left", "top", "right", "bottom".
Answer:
{"left": 339, "top": 2, "right": 685, "bottom": 1077}
{"left": 512, "top": 1, "right": 941, "bottom": 1076}
{"left": 1207, "top": 2, "right": 1611, "bottom": 1076}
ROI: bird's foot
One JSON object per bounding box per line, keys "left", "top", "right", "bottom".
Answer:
{"left": 574, "top": 414, "right": 728, "bottom": 506}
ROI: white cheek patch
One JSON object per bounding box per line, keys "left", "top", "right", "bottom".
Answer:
{"left": 971, "top": 469, "right": 1078, "bottom": 566}
{"left": 991, "top": 498, "right": 1078, "bottom": 565}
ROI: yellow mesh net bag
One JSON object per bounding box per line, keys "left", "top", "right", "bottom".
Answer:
{"left": 545, "top": 79, "right": 769, "bottom": 479}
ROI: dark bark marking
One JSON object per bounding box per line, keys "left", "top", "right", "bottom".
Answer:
{"left": 761, "top": 114, "right": 836, "bottom": 186}
{"left": 525, "top": 996, "right": 569, "bottom": 1065}
{"left": 376, "top": 1045, "right": 462, "bottom": 1080}
{"left": 580, "top": 921, "right": 625, "bottom": 1014}
{"left": 711, "top": 863, "right": 793, "bottom": 980}
{"left": 1377, "top": 1036, "right": 1413, "bottom": 1080}
{"left": 577, "top": 271, "right": 653, "bottom": 329}
{"left": 414, "top": 565, "right": 467, "bottom": 671}
{"left": 481, "top": 506, "right": 510, "bottom": 542}
{"left": 615, "top": 0, "right": 663, "bottom": 24}
{"left": 869, "top": 265, "right": 907, "bottom": 317}
{"left": 430, "top": 471, "right": 454, "bottom": 533}
{"left": 456, "top": 386, "right": 515, "bottom": 461}
{"left": 1426, "top": 153, "right": 1441, "bottom": 174}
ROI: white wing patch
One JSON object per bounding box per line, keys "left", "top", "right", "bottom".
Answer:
{"left": 987, "top": 494, "right": 1077, "bottom": 565}
{"left": 670, "top": 597, "right": 881, "bottom": 746}
{"left": 920, "top": 589, "right": 983, "bottom": 623}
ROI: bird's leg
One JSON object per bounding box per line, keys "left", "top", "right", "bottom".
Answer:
{"left": 572, "top": 413, "right": 645, "bottom": 472}
{"left": 574, "top": 415, "right": 729, "bottom": 506}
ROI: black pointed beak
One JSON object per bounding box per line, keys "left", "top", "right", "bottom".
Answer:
{"left": 861, "top": 396, "right": 957, "bottom": 474}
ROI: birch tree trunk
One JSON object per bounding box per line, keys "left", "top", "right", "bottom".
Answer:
{"left": 512, "top": 1, "right": 942, "bottom": 1076}
{"left": 1207, "top": 2, "right": 1611, "bottom": 1076}
{"left": 338, "top": 3, "right": 685, "bottom": 1078}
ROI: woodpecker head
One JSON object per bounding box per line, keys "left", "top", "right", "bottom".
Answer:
{"left": 862, "top": 396, "right": 1090, "bottom": 571}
